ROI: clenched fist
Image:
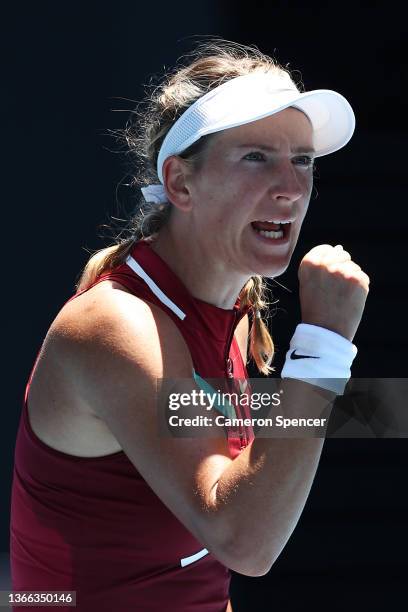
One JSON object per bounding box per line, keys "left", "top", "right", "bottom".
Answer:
{"left": 298, "top": 244, "right": 370, "bottom": 342}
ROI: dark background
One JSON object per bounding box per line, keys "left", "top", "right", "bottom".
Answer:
{"left": 2, "top": 1, "right": 407, "bottom": 610}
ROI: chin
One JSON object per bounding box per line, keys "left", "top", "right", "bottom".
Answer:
{"left": 263, "top": 266, "right": 289, "bottom": 279}
{"left": 252, "top": 254, "right": 291, "bottom": 278}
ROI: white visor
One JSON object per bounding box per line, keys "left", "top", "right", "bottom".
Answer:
{"left": 157, "top": 70, "right": 355, "bottom": 184}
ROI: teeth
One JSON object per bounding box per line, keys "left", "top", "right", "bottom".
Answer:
{"left": 257, "top": 220, "right": 291, "bottom": 224}
{"left": 254, "top": 228, "right": 284, "bottom": 239}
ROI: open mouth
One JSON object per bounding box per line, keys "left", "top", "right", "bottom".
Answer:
{"left": 250, "top": 220, "right": 291, "bottom": 241}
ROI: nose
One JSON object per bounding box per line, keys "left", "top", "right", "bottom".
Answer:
{"left": 268, "top": 159, "right": 305, "bottom": 203}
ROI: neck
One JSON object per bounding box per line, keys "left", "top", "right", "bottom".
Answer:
{"left": 148, "top": 223, "right": 250, "bottom": 310}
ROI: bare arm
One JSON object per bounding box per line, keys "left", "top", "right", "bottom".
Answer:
{"left": 55, "top": 287, "right": 335, "bottom": 577}
{"left": 208, "top": 388, "right": 333, "bottom": 575}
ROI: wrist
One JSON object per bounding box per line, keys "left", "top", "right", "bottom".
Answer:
{"left": 281, "top": 323, "right": 357, "bottom": 395}
{"left": 301, "top": 316, "right": 355, "bottom": 342}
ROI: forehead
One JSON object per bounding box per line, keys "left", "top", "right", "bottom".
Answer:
{"left": 209, "top": 107, "right": 313, "bottom": 150}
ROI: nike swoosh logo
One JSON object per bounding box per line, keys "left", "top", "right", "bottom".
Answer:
{"left": 290, "top": 349, "right": 320, "bottom": 360}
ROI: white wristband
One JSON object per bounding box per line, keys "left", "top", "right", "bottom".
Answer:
{"left": 281, "top": 323, "right": 358, "bottom": 395}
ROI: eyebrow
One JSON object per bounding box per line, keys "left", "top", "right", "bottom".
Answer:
{"left": 236, "top": 143, "right": 316, "bottom": 154}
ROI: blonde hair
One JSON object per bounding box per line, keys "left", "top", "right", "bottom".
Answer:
{"left": 76, "top": 38, "right": 303, "bottom": 375}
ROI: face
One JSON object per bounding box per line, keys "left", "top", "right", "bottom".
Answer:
{"left": 174, "top": 107, "right": 314, "bottom": 279}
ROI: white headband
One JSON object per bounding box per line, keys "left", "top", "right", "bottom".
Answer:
{"left": 140, "top": 70, "right": 355, "bottom": 204}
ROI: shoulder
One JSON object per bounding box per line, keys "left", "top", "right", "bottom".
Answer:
{"left": 49, "top": 280, "right": 194, "bottom": 391}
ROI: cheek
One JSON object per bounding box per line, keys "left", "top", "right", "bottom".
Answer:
{"left": 199, "top": 184, "right": 247, "bottom": 226}
{"left": 299, "top": 176, "right": 313, "bottom": 212}
{"left": 298, "top": 199, "right": 310, "bottom": 222}
{"left": 298, "top": 171, "right": 313, "bottom": 194}
{"left": 194, "top": 195, "right": 230, "bottom": 231}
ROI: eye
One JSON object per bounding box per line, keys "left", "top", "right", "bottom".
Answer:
{"left": 243, "top": 151, "right": 267, "bottom": 162}
{"left": 294, "top": 155, "right": 315, "bottom": 169}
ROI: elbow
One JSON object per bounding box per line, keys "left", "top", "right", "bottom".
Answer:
{"left": 224, "top": 547, "right": 276, "bottom": 577}
{"left": 199, "top": 502, "right": 279, "bottom": 577}
{"left": 233, "top": 563, "right": 273, "bottom": 578}
{"left": 233, "top": 552, "right": 276, "bottom": 577}
{"left": 214, "top": 531, "right": 277, "bottom": 577}
{"left": 246, "top": 558, "right": 275, "bottom": 577}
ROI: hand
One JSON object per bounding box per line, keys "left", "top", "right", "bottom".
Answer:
{"left": 298, "top": 244, "right": 370, "bottom": 342}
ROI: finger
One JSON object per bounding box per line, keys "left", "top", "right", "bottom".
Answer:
{"left": 304, "top": 244, "right": 337, "bottom": 264}
{"left": 318, "top": 244, "right": 350, "bottom": 264}
{"left": 321, "top": 244, "right": 350, "bottom": 264}
{"left": 327, "top": 260, "right": 362, "bottom": 275}
{"left": 357, "top": 271, "right": 371, "bottom": 286}
{"left": 335, "top": 245, "right": 351, "bottom": 258}
{"left": 328, "top": 263, "right": 370, "bottom": 292}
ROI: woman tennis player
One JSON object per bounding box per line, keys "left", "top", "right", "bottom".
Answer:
{"left": 10, "top": 39, "right": 369, "bottom": 611}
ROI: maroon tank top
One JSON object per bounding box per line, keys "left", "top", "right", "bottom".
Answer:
{"left": 10, "top": 239, "right": 255, "bottom": 611}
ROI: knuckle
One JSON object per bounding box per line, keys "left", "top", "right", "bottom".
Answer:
{"left": 300, "top": 257, "right": 319, "bottom": 270}
{"left": 326, "top": 262, "right": 340, "bottom": 273}
{"left": 343, "top": 261, "right": 361, "bottom": 271}
{"left": 328, "top": 264, "right": 362, "bottom": 283}
{"left": 307, "top": 244, "right": 333, "bottom": 258}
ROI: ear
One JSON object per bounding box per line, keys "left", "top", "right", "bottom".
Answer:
{"left": 162, "top": 155, "right": 193, "bottom": 212}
